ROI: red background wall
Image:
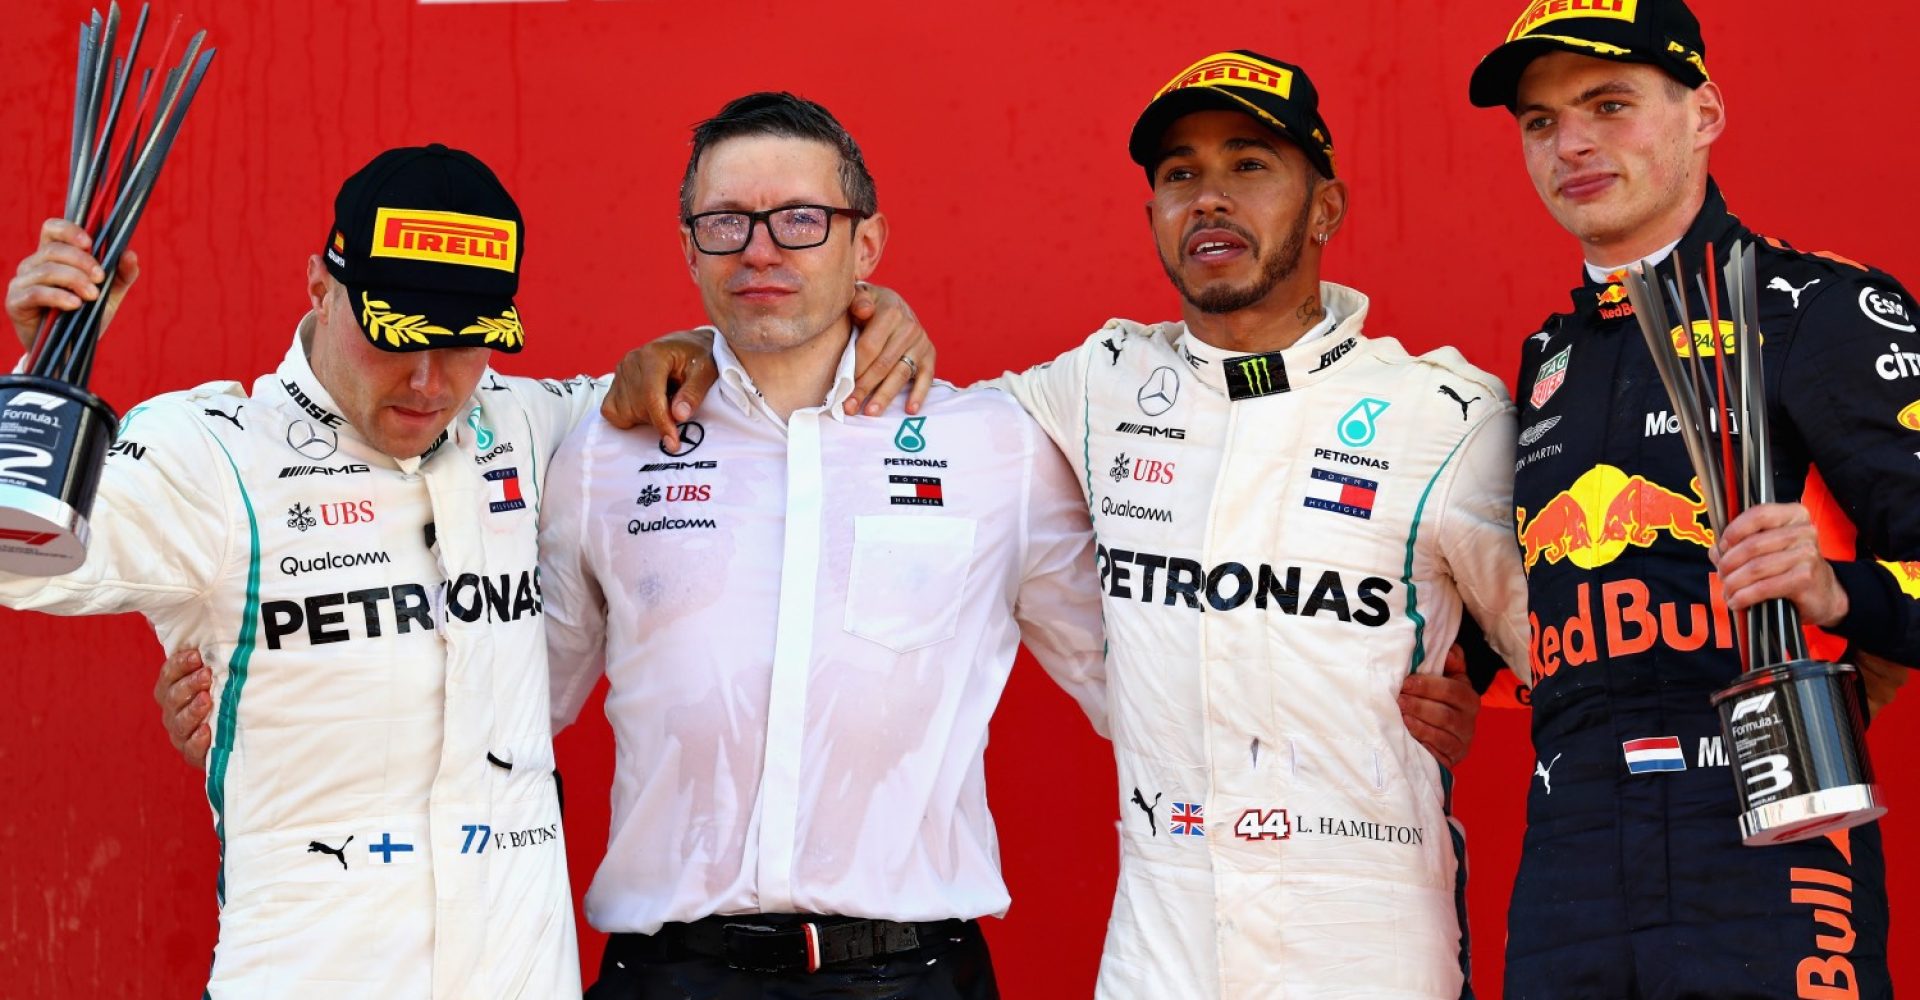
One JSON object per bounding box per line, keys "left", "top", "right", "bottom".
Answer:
{"left": 1, "top": 1, "right": 1913, "bottom": 995}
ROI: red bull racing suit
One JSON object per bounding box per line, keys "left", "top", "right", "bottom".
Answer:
{"left": 1507, "top": 181, "right": 1920, "bottom": 998}
{"left": 996, "top": 281, "right": 1530, "bottom": 999}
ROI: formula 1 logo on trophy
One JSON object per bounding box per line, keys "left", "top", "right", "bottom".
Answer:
{"left": 0, "top": 4, "right": 214, "bottom": 574}
{"left": 1619, "top": 245, "right": 1884, "bottom": 847}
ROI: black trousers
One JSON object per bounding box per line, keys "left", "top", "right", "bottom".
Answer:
{"left": 585, "top": 916, "right": 1000, "bottom": 1000}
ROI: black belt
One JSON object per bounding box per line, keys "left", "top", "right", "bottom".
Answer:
{"left": 605, "top": 915, "right": 969, "bottom": 974}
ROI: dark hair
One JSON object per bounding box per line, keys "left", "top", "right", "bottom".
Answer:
{"left": 679, "top": 92, "right": 878, "bottom": 218}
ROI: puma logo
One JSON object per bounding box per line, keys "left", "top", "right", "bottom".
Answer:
{"left": 1130, "top": 787, "right": 1163, "bottom": 836}
{"left": 307, "top": 836, "right": 353, "bottom": 870}
{"left": 1438, "top": 385, "right": 1480, "bottom": 421}
{"left": 204, "top": 406, "right": 243, "bottom": 431}
{"left": 1530, "top": 329, "right": 1553, "bottom": 349}
{"left": 1103, "top": 338, "right": 1122, "bottom": 366}
{"left": 1767, "top": 275, "right": 1820, "bottom": 309}
{"left": 1534, "top": 753, "right": 1563, "bottom": 795}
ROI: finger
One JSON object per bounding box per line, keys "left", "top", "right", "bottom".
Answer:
{"left": 1443, "top": 644, "right": 1468, "bottom": 678}
{"left": 1722, "top": 553, "right": 1818, "bottom": 610}
{"left": 860, "top": 357, "right": 916, "bottom": 417}
{"left": 905, "top": 347, "right": 936, "bottom": 415}
{"left": 21, "top": 242, "right": 107, "bottom": 283}
{"left": 1401, "top": 713, "right": 1463, "bottom": 767}
{"left": 38, "top": 218, "right": 92, "bottom": 253}
{"left": 849, "top": 283, "right": 877, "bottom": 324}
{"left": 670, "top": 372, "right": 708, "bottom": 424}
{"left": 8, "top": 283, "right": 89, "bottom": 317}
{"left": 1719, "top": 503, "right": 1808, "bottom": 548}
{"left": 851, "top": 322, "right": 910, "bottom": 400}
{"left": 1719, "top": 537, "right": 1820, "bottom": 593}
{"left": 21, "top": 262, "right": 108, "bottom": 305}
{"left": 166, "top": 668, "right": 214, "bottom": 712}
{"left": 183, "top": 725, "right": 212, "bottom": 769}
{"left": 110, "top": 248, "right": 139, "bottom": 294}
{"left": 167, "top": 691, "right": 213, "bottom": 745}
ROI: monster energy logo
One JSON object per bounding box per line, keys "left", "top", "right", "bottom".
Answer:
{"left": 1224, "top": 351, "right": 1289, "bottom": 400}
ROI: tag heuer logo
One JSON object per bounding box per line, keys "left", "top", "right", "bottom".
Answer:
{"left": 1530, "top": 346, "right": 1571, "bottom": 409}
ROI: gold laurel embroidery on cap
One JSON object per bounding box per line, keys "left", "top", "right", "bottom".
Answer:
{"left": 360, "top": 290, "right": 453, "bottom": 347}
{"left": 460, "top": 307, "right": 524, "bottom": 349}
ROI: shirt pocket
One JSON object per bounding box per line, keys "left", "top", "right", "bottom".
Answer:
{"left": 842, "top": 514, "right": 977, "bottom": 653}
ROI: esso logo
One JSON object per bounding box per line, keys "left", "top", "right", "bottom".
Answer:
{"left": 319, "top": 500, "right": 376, "bottom": 526}
{"left": 1861, "top": 287, "right": 1917, "bottom": 332}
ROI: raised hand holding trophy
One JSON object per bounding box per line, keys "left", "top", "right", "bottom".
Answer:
{"left": 0, "top": 4, "right": 214, "bottom": 574}
{"left": 1621, "top": 245, "right": 1884, "bottom": 846}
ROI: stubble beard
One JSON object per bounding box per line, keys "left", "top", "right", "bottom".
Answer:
{"left": 1160, "top": 191, "right": 1314, "bottom": 315}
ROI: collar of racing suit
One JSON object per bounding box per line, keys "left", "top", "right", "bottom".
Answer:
{"left": 710, "top": 324, "right": 861, "bottom": 424}
{"left": 1174, "top": 280, "right": 1371, "bottom": 398}
{"left": 1572, "top": 178, "right": 1744, "bottom": 322}
{"left": 264, "top": 313, "right": 486, "bottom": 474}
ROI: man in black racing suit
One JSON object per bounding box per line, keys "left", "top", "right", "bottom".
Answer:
{"left": 1469, "top": 0, "right": 1920, "bottom": 995}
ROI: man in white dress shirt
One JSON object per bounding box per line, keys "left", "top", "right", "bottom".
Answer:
{"left": 539, "top": 92, "right": 1108, "bottom": 999}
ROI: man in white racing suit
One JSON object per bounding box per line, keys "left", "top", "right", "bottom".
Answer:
{"left": 0, "top": 145, "right": 598, "bottom": 998}
{"left": 972, "top": 51, "right": 1532, "bottom": 999}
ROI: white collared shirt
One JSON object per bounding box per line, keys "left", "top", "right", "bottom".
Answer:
{"left": 540, "top": 329, "right": 1107, "bottom": 934}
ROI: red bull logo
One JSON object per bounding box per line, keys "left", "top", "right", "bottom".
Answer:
{"left": 1596, "top": 284, "right": 1628, "bottom": 306}
{"left": 1530, "top": 575, "right": 1738, "bottom": 679}
{"left": 1881, "top": 560, "right": 1920, "bottom": 599}
{"left": 1516, "top": 465, "right": 1712, "bottom": 573}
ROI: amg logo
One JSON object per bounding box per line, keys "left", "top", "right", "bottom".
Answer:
{"left": 1115, "top": 422, "right": 1187, "bottom": 440}
{"left": 639, "top": 460, "right": 718, "bottom": 472}
{"left": 279, "top": 464, "right": 372, "bottom": 479}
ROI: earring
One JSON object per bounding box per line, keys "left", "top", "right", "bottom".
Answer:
{"left": 1314, "top": 232, "right": 1330, "bottom": 245}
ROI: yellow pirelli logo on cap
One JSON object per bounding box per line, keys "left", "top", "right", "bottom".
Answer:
{"left": 370, "top": 208, "right": 518, "bottom": 272}
{"left": 1154, "top": 53, "right": 1293, "bottom": 103}
{"left": 1507, "top": 0, "right": 1639, "bottom": 42}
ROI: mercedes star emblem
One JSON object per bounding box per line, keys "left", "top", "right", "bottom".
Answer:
{"left": 286, "top": 420, "right": 339, "bottom": 460}
{"left": 1136, "top": 366, "right": 1180, "bottom": 417}
{"left": 659, "top": 420, "right": 705, "bottom": 457}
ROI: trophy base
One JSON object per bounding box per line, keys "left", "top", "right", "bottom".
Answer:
{"left": 1712, "top": 659, "right": 1881, "bottom": 848}
{"left": 1738, "top": 783, "right": 1885, "bottom": 847}
{"left": 0, "top": 375, "right": 117, "bottom": 577}
{"left": 0, "top": 482, "right": 91, "bottom": 575}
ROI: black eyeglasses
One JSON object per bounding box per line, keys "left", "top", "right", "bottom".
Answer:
{"left": 683, "top": 204, "right": 870, "bottom": 255}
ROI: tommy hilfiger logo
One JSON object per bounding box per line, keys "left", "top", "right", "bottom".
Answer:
{"left": 485, "top": 467, "right": 526, "bottom": 513}
{"left": 888, "top": 475, "right": 944, "bottom": 507}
